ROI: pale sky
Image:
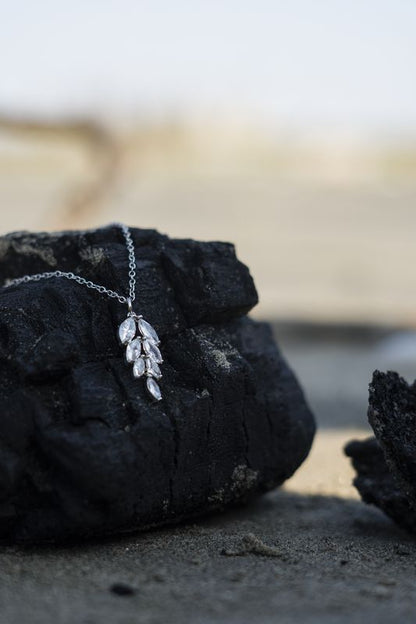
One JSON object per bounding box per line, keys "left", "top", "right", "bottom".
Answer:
{"left": 1, "top": 0, "right": 415, "bottom": 134}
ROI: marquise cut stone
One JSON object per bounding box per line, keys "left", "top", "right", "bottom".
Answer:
{"left": 145, "top": 358, "right": 162, "bottom": 380}
{"left": 146, "top": 377, "right": 162, "bottom": 401}
{"left": 133, "top": 357, "right": 146, "bottom": 378}
{"left": 126, "top": 338, "right": 142, "bottom": 363}
{"left": 142, "top": 340, "right": 163, "bottom": 364}
{"left": 118, "top": 317, "right": 136, "bottom": 344}
{"left": 138, "top": 318, "right": 160, "bottom": 345}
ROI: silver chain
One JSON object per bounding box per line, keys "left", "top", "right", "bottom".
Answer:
{"left": 3, "top": 223, "right": 137, "bottom": 307}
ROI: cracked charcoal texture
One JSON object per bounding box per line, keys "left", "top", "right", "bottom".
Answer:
{"left": 0, "top": 225, "right": 315, "bottom": 543}
{"left": 345, "top": 371, "right": 416, "bottom": 533}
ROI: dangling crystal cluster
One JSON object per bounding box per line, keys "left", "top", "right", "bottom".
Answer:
{"left": 118, "top": 315, "right": 163, "bottom": 401}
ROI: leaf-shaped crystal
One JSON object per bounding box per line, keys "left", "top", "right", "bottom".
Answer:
{"left": 145, "top": 358, "right": 162, "bottom": 380}
{"left": 142, "top": 339, "right": 163, "bottom": 364}
{"left": 133, "top": 357, "right": 145, "bottom": 378}
{"left": 118, "top": 317, "right": 136, "bottom": 345}
{"left": 126, "top": 338, "right": 142, "bottom": 363}
{"left": 146, "top": 377, "right": 162, "bottom": 401}
{"left": 138, "top": 318, "right": 160, "bottom": 345}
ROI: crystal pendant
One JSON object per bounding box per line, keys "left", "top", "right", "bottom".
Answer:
{"left": 145, "top": 358, "right": 162, "bottom": 380}
{"left": 125, "top": 337, "right": 142, "bottom": 363}
{"left": 133, "top": 357, "right": 146, "bottom": 378}
{"left": 138, "top": 318, "right": 160, "bottom": 344}
{"left": 146, "top": 377, "right": 162, "bottom": 401}
{"left": 117, "top": 312, "right": 163, "bottom": 401}
{"left": 118, "top": 317, "right": 136, "bottom": 344}
{"left": 142, "top": 339, "right": 163, "bottom": 364}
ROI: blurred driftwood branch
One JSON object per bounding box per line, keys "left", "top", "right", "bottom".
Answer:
{"left": 0, "top": 114, "right": 120, "bottom": 226}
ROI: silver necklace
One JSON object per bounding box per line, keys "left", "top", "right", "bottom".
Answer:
{"left": 3, "top": 223, "right": 163, "bottom": 402}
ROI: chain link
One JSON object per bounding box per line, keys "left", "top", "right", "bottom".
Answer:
{"left": 3, "top": 223, "right": 137, "bottom": 307}
{"left": 119, "top": 222, "right": 137, "bottom": 302}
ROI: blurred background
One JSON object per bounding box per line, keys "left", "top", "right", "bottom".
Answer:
{"left": 1, "top": 1, "right": 415, "bottom": 427}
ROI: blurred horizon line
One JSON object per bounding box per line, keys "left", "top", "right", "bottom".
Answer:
{"left": 1, "top": 109, "right": 416, "bottom": 146}
{"left": 1, "top": 112, "right": 415, "bottom": 189}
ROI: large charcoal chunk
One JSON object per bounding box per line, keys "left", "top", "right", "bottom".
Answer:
{"left": 0, "top": 225, "right": 315, "bottom": 542}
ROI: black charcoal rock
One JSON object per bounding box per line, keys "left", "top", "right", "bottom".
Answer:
{"left": 0, "top": 225, "right": 315, "bottom": 542}
{"left": 345, "top": 371, "right": 416, "bottom": 533}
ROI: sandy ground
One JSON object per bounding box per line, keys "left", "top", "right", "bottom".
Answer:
{"left": 1, "top": 325, "right": 415, "bottom": 624}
